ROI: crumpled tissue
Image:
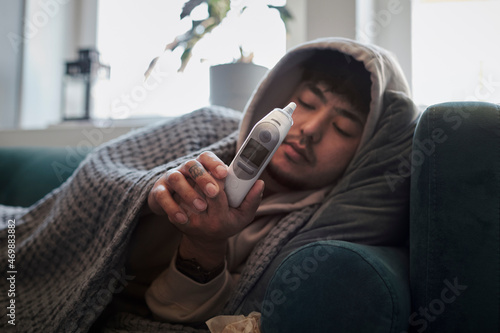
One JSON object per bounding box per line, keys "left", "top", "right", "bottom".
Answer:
{"left": 206, "top": 311, "right": 262, "bottom": 333}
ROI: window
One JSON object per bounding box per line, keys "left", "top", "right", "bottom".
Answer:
{"left": 412, "top": 0, "right": 500, "bottom": 107}
{"left": 96, "top": 0, "right": 287, "bottom": 119}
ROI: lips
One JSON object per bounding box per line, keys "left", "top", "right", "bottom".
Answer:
{"left": 282, "top": 140, "right": 312, "bottom": 164}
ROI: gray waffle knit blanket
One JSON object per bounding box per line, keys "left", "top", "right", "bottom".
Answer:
{"left": 0, "top": 107, "right": 267, "bottom": 332}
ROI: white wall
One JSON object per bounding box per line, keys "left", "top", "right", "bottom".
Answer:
{"left": 19, "top": 0, "right": 99, "bottom": 129}
{"left": 306, "top": 0, "right": 357, "bottom": 41}
{"left": 370, "top": 0, "right": 412, "bottom": 91}
{"left": 20, "top": 0, "right": 70, "bottom": 128}
{"left": 286, "top": 0, "right": 412, "bottom": 90}
{"left": 0, "top": 0, "right": 25, "bottom": 129}
{"left": 0, "top": 0, "right": 98, "bottom": 131}
{"left": 287, "top": 0, "right": 357, "bottom": 48}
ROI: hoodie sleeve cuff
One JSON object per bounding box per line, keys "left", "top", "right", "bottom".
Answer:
{"left": 175, "top": 252, "right": 225, "bottom": 284}
{"left": 145, "top": 252, "right": 233, "bottom": 323}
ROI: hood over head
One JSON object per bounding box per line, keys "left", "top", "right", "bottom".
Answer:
{"left": 238, "top": 37, "right": 411, "bottom": 151}
{"left": 239, "top": 37, "right": 419, "bottom": 245}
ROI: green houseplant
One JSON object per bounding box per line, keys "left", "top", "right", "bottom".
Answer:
{"left": 145, "top": 0, "right": 292, "bottom": 111}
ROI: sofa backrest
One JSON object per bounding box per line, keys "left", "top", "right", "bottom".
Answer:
{"left": 0, "top": 147, "right": 89, "bottom": 207}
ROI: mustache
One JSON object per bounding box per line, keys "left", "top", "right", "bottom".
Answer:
{"left": 283, "top": 134, "right": 316, "bottom": 164}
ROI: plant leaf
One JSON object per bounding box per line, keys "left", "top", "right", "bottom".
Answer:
{"left": 180, "top": 0, "right": 207, "bottom": 19}
{"left": 268, "top": 5, "right": 293, "bottom": 31}
{"left": 164, "top": 37, "right": 181, "bottom": 51}
{"left": 144, "top": 56, "right": 159, "bottom": 80}
{"left": 207, "top": 0, "right": 231, "bottom": 22}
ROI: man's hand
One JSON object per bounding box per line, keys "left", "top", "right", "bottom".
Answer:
{"left": 148, "top": 151, "right": 264, "bottom": 269}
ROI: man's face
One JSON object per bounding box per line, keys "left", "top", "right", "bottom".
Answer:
{"left": 263, "top": 81, "right": 367, "bottom": 191}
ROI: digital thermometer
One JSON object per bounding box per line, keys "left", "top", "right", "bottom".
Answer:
{"left": 225, "top": 102, "right": 296, "bottom": 207}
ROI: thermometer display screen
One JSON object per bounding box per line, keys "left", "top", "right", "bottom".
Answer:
{"left": 241, "top": 138, "right": 271, "bottom": 167}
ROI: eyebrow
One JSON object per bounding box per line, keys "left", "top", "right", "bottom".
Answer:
{"left": 304, "top": 82, "right": 365, "bottom": 125}
{"left": 305, "top": 83, "right": 327, "bottom": 104}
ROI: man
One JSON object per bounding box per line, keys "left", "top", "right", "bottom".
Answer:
{"left": 0, "top": 38, "right": 418, "bottom": 332}
{"left": 123, "top": 39, "right": 415, "bottom": 326}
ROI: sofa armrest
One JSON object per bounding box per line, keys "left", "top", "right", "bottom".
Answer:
{"left": 260, "top": 240, "right": 411, "bottom": 333}
{"left": 0, "top": 147, "right": 88, "bottom": 207}
{"left": 410, "top": 102, "right": 500, "bottom": 332}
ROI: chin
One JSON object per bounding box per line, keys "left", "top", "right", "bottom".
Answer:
{"left": 266, "top": 161, "right": 311, "bottom": 191}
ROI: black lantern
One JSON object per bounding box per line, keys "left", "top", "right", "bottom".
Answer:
{"left": 62, "top": 49, "right": 110, "bottom": 121}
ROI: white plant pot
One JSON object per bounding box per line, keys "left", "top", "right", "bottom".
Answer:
{"left": 210, "top": 63, "right": 268, "bottom": 111}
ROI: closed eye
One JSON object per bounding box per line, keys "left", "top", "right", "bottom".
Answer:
{"left": 297, "top": 98, "right": 315, "bottom": 110}
{"left": 333, "top": 123, "right": 352, "bottom": 137}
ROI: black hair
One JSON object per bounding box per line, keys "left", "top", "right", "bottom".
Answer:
{"left": 300, "top": 50, "right": 372, "bottom": 115}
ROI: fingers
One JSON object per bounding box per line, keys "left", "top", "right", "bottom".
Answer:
{"left": 197, "top": 151, "right": 228, "bottom": 179}
{"left": 147, "top": 152, "right": 229, "bottom": 223}
{"left": 148, "top": 173, "right": 192, "bottom": 224}
{"left": 148, "top": 183, "right": 168, "bottom": 216}
{"left": 166, "top": 169, "right": 208, "bottom": 212}
{"left": 179, "top": 152, "right": 228, "bottom": 199}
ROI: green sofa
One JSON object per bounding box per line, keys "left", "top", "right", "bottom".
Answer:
{"left": 1, "top": 102, "right": 498, "bottom": 332}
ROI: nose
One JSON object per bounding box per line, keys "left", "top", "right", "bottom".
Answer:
{"left": 300, "top": 111, "right": 329, "bottom": 144}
